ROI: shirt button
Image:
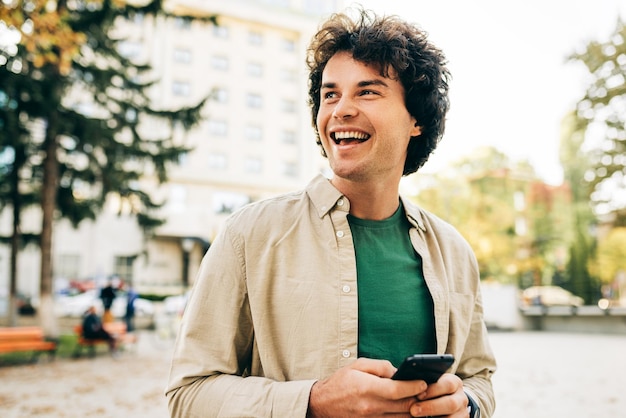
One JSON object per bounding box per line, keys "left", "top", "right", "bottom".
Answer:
{"left": 337, "top": 198, "right": 344, "bottom": 206}
{"left": 336, "top": 231, "right": 344, "bottom": 238}
{"left": 342, "top": 285, "right": 351, "bottom": 293}
{"left": 342, "top": 350, "right": 350, "bottom": 358}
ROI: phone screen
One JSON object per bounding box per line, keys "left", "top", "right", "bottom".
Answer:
{"left": 391, "top": 354, "right": 454, "bottom": 383}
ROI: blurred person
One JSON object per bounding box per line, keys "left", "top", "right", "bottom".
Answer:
{"left": 125, "top": 285, "right": 138, "bottom": 332}
{"left": 82, "top": 305, "right": 119, "bottom": 355}
{"left": 166, "top": 8, "right": 495, "bottom": 418}
{"left": 99, "top": 279, "right": 117, "bottom": 323}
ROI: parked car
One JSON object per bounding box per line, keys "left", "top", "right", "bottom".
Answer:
{"left": 55, "top": 289, "right": 154, "bottom": 317}
{"left": 163, "top": 291, "right": 190, "bottom": 315}
{"left": 521, "top": 286, "right": 584, "bottom": 307}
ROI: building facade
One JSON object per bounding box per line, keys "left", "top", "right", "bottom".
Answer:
{"left": 0, "top": 0, "right": 344, "bottom": 300}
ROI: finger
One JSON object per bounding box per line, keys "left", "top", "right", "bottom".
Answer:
{"left": 410, "top": 388, "right": 468, "bottom": 417}
{"left": 417, "top": 373, "right": 462, "bottom": 400}
{"left": 350, "top": 357, "right": 397, "bottom": 378}
{"left": 410, "top": 398, "right": 457, "bottom": 417}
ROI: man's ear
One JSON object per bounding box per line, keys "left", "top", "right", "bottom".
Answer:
{"left": 411, "top": 121, "right": 422, "bottom": 137}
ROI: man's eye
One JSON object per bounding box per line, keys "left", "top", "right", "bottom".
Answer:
{"left": 323, "top": 91, "right": 337, "bottom": 99}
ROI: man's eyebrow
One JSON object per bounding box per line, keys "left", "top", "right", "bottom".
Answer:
{"left": 358, "top": 79, "right": 389, "bottom": 88}
{"left": 320, "top": 79, "right": 389, "bottom": 89}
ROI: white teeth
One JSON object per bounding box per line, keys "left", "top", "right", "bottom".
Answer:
{"left": 333, "top": 131, "right": 370, "bottom": 140}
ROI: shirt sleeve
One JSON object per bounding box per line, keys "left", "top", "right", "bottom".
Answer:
{"left": 455, "top": 259, "right": 497, "bottom": 418}
{"left": 165, "top": 221, "right": 316, "bottom": 417}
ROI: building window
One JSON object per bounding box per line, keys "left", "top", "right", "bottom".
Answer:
{"left": 208, "top": 153, "right": 228, "bottom": 169}
{"left": 244, "top": 157, "right": 262, "bottom": 173}
{"left": 281, "top": 38, "right": 296, "bottom": 52}
{"left": 212, "top": 191, "right": 250, "bottom": 214}
{"left": 245, "top": 125, "right": 263, "bottom": 141}
{"left": 213, "top": 25, "right": 229, "bottom": 39}
{"left": 114, "top": 256, "right": 135, "bottom": 285}
{"left": 247, "top": 62, "right": 263, "bottom": 77}
{"left": 211, "top": 55, "right": 229, "bottom": 71}
{"left": 172, "top": 81, "right": 191, "bottom": 96}
{"left": 167, "top": 185, "right": 187, "bottom": 213}
{"left": 248, "top": 31, "right": 263, "bottom": 45}
{"left": 207, "top": 120, "right": 228, "bottom": 136}
{"left": 281, "top": 161, "right": 298, "bottom": 178}
{"left": 515, "top": 216, "right": 527, "bottom": 236}
{"left": 173, "top": 48, "right": 192, "bottom": 63}
{"left": 174, "top": 17, "right": 192, "bottom": 30}
{"left": 211, "top": 87, "right": 229, "bottom": 103}
{"left": 281, "top": 130, "right": 296, "bottom": 144}
{"left": 130, "top": 12, "right": 144, "bottom": 25}
{"left": 177, "top": 151, "right": 189, "bottom": 166}
{"left": 55, "top": 254, "right": 81, "bottom": 280}
{"left": 279, "top": 68, "right": 297, "bottom": 82}
{"left": 514, "top": 191, "right": 526, "bottom": 211}
{"left": 281, "top": 99, "right": 296, "bottom": 113}
{"left": 118, "top": 41, "right": 142, "bottom": 59}
{"left": 246, "top": 93, "right": 263, "bottom": 109}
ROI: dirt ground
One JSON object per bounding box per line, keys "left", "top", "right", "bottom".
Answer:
{"left": 1, "top": 330, "right": 626, "bottom": 418}
{"left": 0, "top": 329, "right": 172, "bottom": 418}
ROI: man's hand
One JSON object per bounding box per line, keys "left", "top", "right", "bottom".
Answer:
{"left": 409, "top": 373, "right": 469, "bottom": 418}
{"left": 307, "top": 358, "right": 428, "bottom": 417}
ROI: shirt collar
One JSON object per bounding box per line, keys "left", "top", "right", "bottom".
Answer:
{"left": 400, "top": 195, "right": 427, "bottom": 233}
{"left": 306, "top": 174, "right": 345, "bottom": 218}
{"left": 306, "top": 174, "right": 427, "bottom": 233}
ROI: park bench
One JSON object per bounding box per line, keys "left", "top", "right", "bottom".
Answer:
{"left": 73, "top": 321, "right": 136, "bottom": 357}
{"left": 0, "top": 326, "right": 57, "bottom": 362}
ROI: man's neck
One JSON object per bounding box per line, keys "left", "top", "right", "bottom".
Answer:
{"left": 331, "top": 176, "right": 401, "bottom": 220}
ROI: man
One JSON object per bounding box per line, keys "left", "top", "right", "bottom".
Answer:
{"left": 82, "top": 305, "right": 118, "bottom": 354}
{"left": 166, "top": 8, "right": 496, "bottom": 417}
{"left": 124, "top": 285, "right": 138, "bottom": 332}
{"left": 99, "top": 279, "right": 117, "bottom": 323}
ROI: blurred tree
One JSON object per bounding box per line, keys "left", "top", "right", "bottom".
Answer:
{"left": 559, "top": 111, "right": 599, "bottom": 303}
{"left": 569, "top": 18, "right": 626, "bottom": 216}
{"left": 594, "top": 227, "right": 626, "bottom": 302}
{"left": 409, "top": 145, "right": 574, "bottom": 289}
{"left": 411, "top": 147, "right": 530, "bottom": 283}
{"left": 0, "top": 1, "right": 215, "bottom": 334}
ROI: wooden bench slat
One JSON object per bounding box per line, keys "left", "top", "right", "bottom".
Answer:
{"left": 0, "top": 341, "right": 56, "bottom": 353}
{"left": 0, "top": 326, "right": 57, "bottom": 359}
{"left": 0, "top": 327, "right": 46, "bottom": 342}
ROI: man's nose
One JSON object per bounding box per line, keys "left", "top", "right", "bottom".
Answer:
{"left": 332, "top": 96, "right": 357, "bottom": 119}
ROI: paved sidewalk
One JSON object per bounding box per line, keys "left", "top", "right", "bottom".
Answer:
{"left": 0, "top": 330, "right": 624, "bottom": 417}
{"left": 0, "top": 329, "right": 173, "bottom": 418}
{"left": 490, "top": 331, "right": 626, "bottom": 418}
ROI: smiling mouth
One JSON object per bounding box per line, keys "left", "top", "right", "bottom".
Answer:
{"left": 331, "top": 131, "right": 371, "bottom": 145}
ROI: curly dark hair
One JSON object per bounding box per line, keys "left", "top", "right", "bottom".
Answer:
{"left": 306, "top": 8, "right": 451, "bottom": 175}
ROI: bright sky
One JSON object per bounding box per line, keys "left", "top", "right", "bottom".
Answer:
{"left": 352, "top": 0, "right": 626, "bottom": 185}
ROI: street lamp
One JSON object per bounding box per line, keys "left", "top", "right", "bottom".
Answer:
{"left": 181, "top": 238, "right": 194, "bottom": 290}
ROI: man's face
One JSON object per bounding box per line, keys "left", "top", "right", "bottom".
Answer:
{"left": 316, "top": 51, "right": 421, "bottom": 184}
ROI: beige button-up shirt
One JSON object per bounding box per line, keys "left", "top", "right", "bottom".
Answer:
{"left": 166, "top": 174, "right": 496, "bottom": 417}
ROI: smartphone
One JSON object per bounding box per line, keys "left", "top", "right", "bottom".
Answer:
{"left": 391, "top": 354, "right": 454, "bottom": 383}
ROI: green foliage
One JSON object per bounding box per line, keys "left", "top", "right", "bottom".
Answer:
{"left": 595, "top": 227, "right": 626, "bottom": 284}
{"left": 407, "top": 146, "right": 572, "bottom": 286}
{"left": 0, "top": 333, "right": 76, "bottom": 366}
{"left": 569, "top": 18, "right": 626, "bottom": 214}
{"left": 0, "top": 0, "right": 215, "bottom": 235}
{"left": 0, "top": 0, "right": 216, "bottom": 331}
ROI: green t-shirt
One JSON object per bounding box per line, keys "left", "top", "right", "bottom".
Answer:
{"left": 348, "top": 203, "right": 436, "bottom": 367}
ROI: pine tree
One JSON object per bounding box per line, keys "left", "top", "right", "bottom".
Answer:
{"left": 0, "top": 0, "right": 215, "bottom": 334}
